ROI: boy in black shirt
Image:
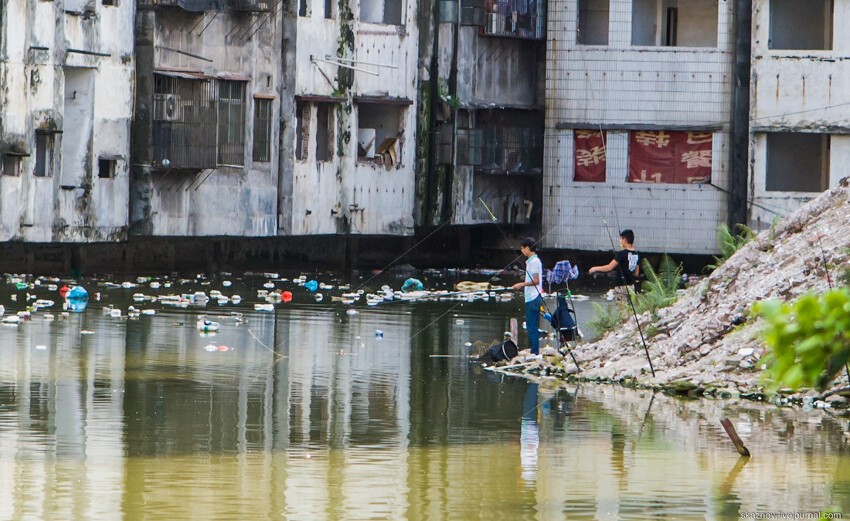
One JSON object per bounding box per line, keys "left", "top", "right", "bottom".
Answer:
{"left": 588, "top": 229, "right": 640, "bottom": 287}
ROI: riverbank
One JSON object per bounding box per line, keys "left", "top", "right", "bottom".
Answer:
{"left": 490, "top": 178, "right": 850, "bottom": 408}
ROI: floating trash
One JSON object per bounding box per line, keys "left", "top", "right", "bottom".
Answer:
{"left": 121, "top": 282, "right": 136, "bottom": 289}
{"left": 141, "top": 309, "right": 156, "bottom": 316}
{"left": 254, "top": 303, "right": 274, "bottom": 312}
{"left": 43, "top": 314, "right": 54, "bottom": 321}
{"left": 281, "top": 291, "right": 293, "bottom": 303}
{"left": 232, "top": 295, "right": 242, "bottom": 304}
{"left": 346, "top": 309, "right": 358, "bottom": 316}
{"left": 35, "top": 345, "right": 47, "bottom": 350}
{"left": 304, "top": 280, "right": 319, "bottom": 292}
{"left": 14, "top": 282, "right": 27, "bottom": 290}
{"left": 203, "top": 344, "right": 218, "bottom": 352}
{"left": 314, "top": 293, "right": 324, "bottom": 302}
{"left": 223, "top": 281, "right": 232, "bottom": 287}
{"left": 132, "top": 293, "right": 146, "bottom": 302}
{"left": 110, "top": 309, "right": 122, "bottom": 318}
{"left": 197, "top": 318, "right": 221, "bottom": 332}
{"left": 375, "top": 330, "right": 384, "bottom": 338}
{"left": 263, "top": 282, "right": 275, "bottom": 289}
{"left": 402, "top": 278, "right": 425, "bottom": 292}
{"left": 150, "top": 281, "right": 161, "bottom": 289}
{"left": 2, "top": 316, "right": 20, "bottom": 325}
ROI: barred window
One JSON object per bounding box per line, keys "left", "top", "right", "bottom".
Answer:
{"left": 253, "top": 98, "right": 273, "bottom": 163}
{"left": 218, "top": 81, "right": 246, "bottom": 166}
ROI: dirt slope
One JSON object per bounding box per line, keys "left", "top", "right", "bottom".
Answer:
{"left": 566, "top": 178, "right": 850, "bottom": 397}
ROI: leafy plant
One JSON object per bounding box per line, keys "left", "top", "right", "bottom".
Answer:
{"left": 706, "top": 224, "right": 756, "bottom": 271}
{"left": 634, "top": 254, "right": 682, "bottom": 317}
{"left": 754, "top": 288, "right": 850, "bottom": 391}
{"left": 587, "top": 302, "right": 624, "bottom": 337}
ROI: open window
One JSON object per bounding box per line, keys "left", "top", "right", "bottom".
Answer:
{"left": 769, "top": 0, "right": 833, "bottom": 50}
{"left": 766, "top": 133, "right": 829, "bottom": 192}
{"left": 360, "top": 0, "right": 402, "bottom": 24}
{"left": 34, "top": 131, "right": 55, "bottom": 178}
{"left": 295, "top": 102, "right": 309, "bottom": 161}
{"left": 632, "top": 0, "right": 718, "bottom": 48}
{"left": 357, "top": 103, "right": 403, "bottom": 168}
{"left": 1, "top": 155, "right": 21, "bottom": 177}
{"left": 98, "top": 157, "right": 117, "bottom": 179}
{"left": 315, "top": 103, "right": 334, "bottom": 162}
{"left": 577, "top": 0, "right": 609, "bottom": 45}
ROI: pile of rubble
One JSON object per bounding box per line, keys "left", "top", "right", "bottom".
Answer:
{"left": 492, "top": 178, "right": 850, "bottom": 404}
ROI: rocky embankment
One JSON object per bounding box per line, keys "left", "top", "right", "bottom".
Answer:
{"left": 499, "top": 179, "right": 850, "bottom": 404}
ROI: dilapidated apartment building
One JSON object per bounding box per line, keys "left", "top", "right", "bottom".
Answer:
{"left": 0, "top": 0, "right": 134, "bottom": 242}
{"left": 281, "top": 0, "right": 420, "bottom": 236}
{"left": 747, "top": 0, "right": 849, "bottom": 231}
{"left": 415, "top": 0, "right": 546, "bottom": 236}
{"left": 131, "top": 0, "right": 282, "bottom": 237}
{"left": 542, "top": 0, "right": 736, "bottom": 255}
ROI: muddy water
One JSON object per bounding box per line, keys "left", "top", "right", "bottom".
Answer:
{"left": 0, "top": 276, "right": 846, "bottom": 520}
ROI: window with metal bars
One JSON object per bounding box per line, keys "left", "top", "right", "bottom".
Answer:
{"left": 218, "top": 81, "right": 246, "bottom": 166}
{"left": 252, "top": 98, "right": 272, "bottom": 162}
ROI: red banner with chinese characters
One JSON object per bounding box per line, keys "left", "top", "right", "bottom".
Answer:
{"left": 574, "top": 130, "right": 607, "bottom": 182}
{"left": 628, "top": 130, "right": 712, "bottom": 184}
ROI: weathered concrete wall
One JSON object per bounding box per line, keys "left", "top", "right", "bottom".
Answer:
{"left": 542, "top": 0, "right": 734, "bottom": 254}
{"left": 131, "top": 6, "right": 282, "bottom": 237}
{"left": 748, "top": 0, "right": 850, "bottom": 230}
{"left": 286, "top": 0, "right": 419, "bottom": 236}
{"left": 456, "top": 28, "right": 539, "bottom": 107}
{"left": 0, "top": 0, "right": 133, "bottom": 242}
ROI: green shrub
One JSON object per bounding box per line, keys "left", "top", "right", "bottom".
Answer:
{"left": 753, "top": 288, "right": 850, "bottom": 391}
{"left": 588, "top": 302, "right": 625, "bottom": 337}
{"left": 706, "top": 224, "right": 756, "bottom": 271}
{"left": 634, "top": 254, "right": 682, "bottom": 317}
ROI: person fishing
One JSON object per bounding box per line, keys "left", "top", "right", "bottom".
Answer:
{"left": 512, "top": 237, "right": 544, "bottom": 356}
{"left": 588, "top": 228, "right": 640, "bottom": 291}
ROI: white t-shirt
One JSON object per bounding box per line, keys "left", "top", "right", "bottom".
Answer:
{"left": 524, "top": 254, "right": 544, "bottom": 302}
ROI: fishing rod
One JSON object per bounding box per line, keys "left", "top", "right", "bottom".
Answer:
{"left": 602, "top": 221, "right": 655, "bottom": 378}
{"left": 481, "top": 198, "right": 582, "bottom": 372}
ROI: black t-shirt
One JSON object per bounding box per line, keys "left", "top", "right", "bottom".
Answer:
{"left": 614, "top": 249, "right": 640, "bottom": 286}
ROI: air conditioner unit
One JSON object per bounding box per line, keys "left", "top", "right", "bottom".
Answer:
{"left": 153, "top": 94, "right": 179, "bottom": 122}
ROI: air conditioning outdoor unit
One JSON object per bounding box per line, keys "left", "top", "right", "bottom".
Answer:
{"left": 153, "top": 94, "right": 179, "bottom": 122}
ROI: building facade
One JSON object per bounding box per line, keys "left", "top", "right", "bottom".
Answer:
{"left": 0, "top": 0, "right": 134, "bottom": 242}
{"left": 281, "top": 0, "right": 420, "bottom": 236}
{"left": 542, "top": 0, "right": 736, "bottom": 254}
{"left": 748, "top": 0, "right": 849, "bottom": 231}
{"left": 130, "top": 0, "right": 283, "bottom": 237}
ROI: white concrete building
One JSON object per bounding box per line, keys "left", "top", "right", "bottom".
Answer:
{"left": 542, "top": 0, "right": 735, "bottom": 254}
{"left": 0, "top": 0, "right": 134, "bottom": 241}
{"left": 281, "top": 0, "right": 419, "bottom": 236}
{"left": 130, "top": 0, "right": 283, "bottom": 237}
{"left": 748, "top": 0, "right": 850, "bottom": 231}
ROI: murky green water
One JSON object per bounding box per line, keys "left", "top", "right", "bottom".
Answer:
{"left": 0, "top": 275, "right": 847, "bottom": 520}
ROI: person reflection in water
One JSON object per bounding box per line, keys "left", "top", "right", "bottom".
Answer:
{"left": 520, "top": 382, "right": 540, "bottom": 486}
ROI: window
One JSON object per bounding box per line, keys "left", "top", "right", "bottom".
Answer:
{"left": 632, "top": 0, "right": 717, "bottom": 48}
{"left": 98, "top": 158, "right": 117, "bottom": 179}
{"left": 102, "top": 0, "right": 118, "bottom": 6}
{"left": 766, "top": 133, "right": 829, "bottom": 192}
{"left": 295, "top": 102, "right": 309, "bottom": 161}
{"left": 357, "top": 103, "right": 403, "bottom": 167}
{"left": 315, "top": 103, "right": 334, "bottom": 162}
{"left": 577, "top": 0, "right": 609, "bottom": 45}
{"left": 253, "top": 98, "right": 273, "bottom": 163}
{"left": 1, "top": 155, "right": 20, "bottom": 177}
{"left": 299, "top": 0, "right": 307, "bottom": 16}
{"left": 34, "top": 132, "right": 54, "bottom": 178}
{"left": 360, "top": 0, "right": 402, "bottom": 25}
{"left": 217, "top": 81, "right": 246, "bottom": 166}
{"left": 483, "top": 0, "right": 544, "bottom": 39}
{"left": 574, "top": 130, "right": 606, "bottom": 182}
{"left": 628, "top": 130, "right": 712, "bottom": 184}
{"left": 769, "top": 0, "right": 833, "bottom": 50}
{"left": 324, "top": 0, "right": 332, "bottom": 18}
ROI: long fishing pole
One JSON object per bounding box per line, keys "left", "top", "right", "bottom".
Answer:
{"left": 602, "top": 221, "right": 655, "bottom": 378}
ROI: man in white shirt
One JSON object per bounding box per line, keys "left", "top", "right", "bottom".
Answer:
{"left": 512, "top": 237, "right": 544, "bottom": 355}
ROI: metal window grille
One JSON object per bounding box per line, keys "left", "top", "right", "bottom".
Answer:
{"left": 152, "top": 74, "right": 218, "bottom": 170}
{"left": 252, "top": 99, "right": 272, "bottom": 162}
{"left": 478, "top": 124, "right": 542, "bottom": 173}
{"left": 34, "top": 132, "right": 53, "bottom": 178}
{"left": 218, "top": 81, "right": 246, "bottom": 166}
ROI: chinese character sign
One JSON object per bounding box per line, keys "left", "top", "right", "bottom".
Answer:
{"left": 628, "top": 131, "right": 712, "bottom": 184}
{"left": 574, "top": 130, "right": 606, "bottom": 182}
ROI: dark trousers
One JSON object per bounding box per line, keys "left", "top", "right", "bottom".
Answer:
{"left": 524, "top": 296, "right": 543, "bottom": 354}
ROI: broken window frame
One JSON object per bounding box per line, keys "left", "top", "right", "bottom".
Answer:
{"left": 356, "top": 102, "right": 405, "bottom": 168}
{"left": 34, "top": 131, "right": 54, "bottom": 178}
{"left": 631, "top": 0, "right": 718, "bottom": 48}
{"left": 768, "top": 0, "right": 833, "bottom": 51}
{"left": 577, "top": 0, "right": 609, "bottom": 46}
{"left": 360, "top": 0, "right": 403, "bottom": 25}
{"left": 765, "top": 132, "right": 830, "bottom": 193}
{"left": 252, "top": 97, "right": 273, "bottom": 163}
